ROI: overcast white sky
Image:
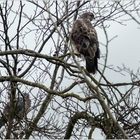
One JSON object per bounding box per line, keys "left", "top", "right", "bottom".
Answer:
{"left": 97, "top": 18, "right": 140, "bottom": 83}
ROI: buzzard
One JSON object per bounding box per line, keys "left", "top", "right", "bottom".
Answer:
{"left": 70, "top": 12, "right": 100, "bottom": 74}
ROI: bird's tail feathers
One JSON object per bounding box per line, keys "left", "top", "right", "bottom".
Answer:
{"left": 85, "top": 57, "right": 98, "bottom": 74}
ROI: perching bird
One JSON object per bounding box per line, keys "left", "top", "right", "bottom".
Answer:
{"left": 70, "top": 12, "right": 100, "bottom": 74}
{"left": 0, "top": 93, "right": 31, "bottom": 128}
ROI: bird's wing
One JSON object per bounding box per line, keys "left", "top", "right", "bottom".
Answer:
{"left": 88, "top": 27, "right": 100, "bottom": 58}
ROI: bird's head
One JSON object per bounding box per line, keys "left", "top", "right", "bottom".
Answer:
{"left": 80, "top": 12, "right": 94, "bottom": 21}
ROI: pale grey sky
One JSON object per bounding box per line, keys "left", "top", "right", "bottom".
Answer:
{"left": 97, "top": 19, "right": 140, "bottom": 83}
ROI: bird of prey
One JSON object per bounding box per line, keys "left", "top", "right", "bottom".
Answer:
{"left": 70, "top": 12, "right": 100, "bottom": 74}
{"left": 0, "top": 93, "right": 31, "bottom": 129}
